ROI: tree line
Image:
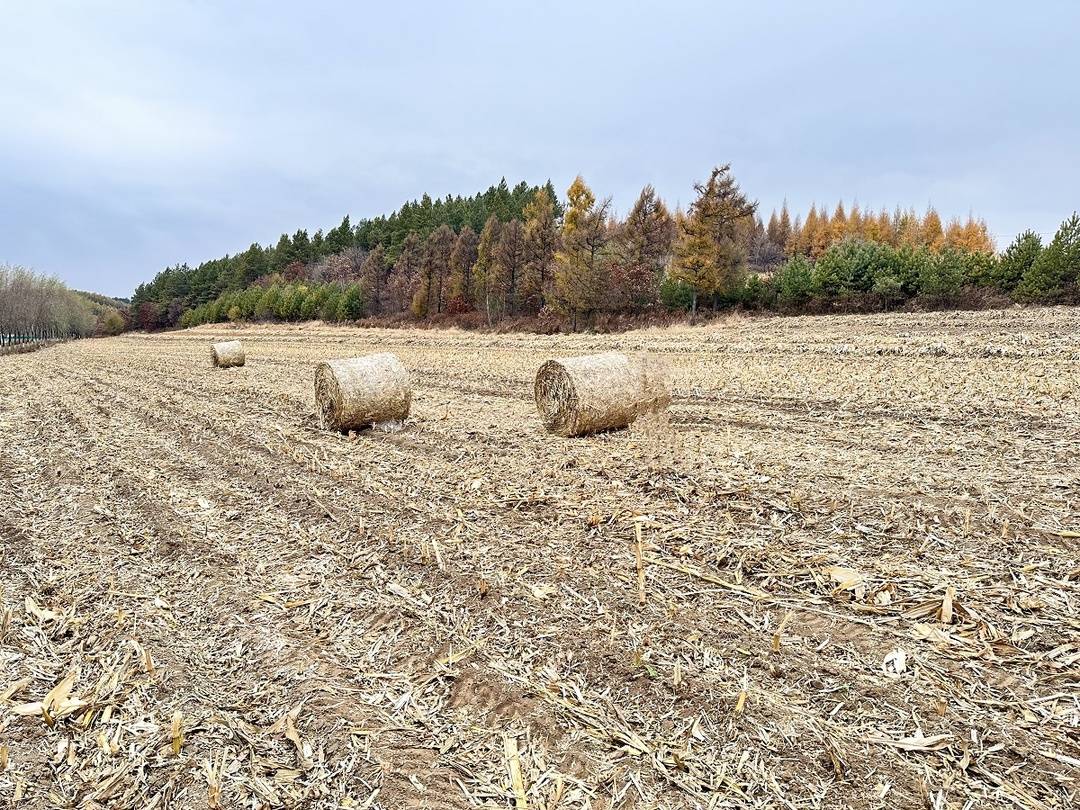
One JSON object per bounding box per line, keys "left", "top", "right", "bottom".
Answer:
{"left": 0, "top": 264, "right": 126, "bottom": 346}
{"left": 132, "top": 168, "right": 1080, "bottom": 332}
{"left": 131, "top": 179, "right": 559, "bottom": 328}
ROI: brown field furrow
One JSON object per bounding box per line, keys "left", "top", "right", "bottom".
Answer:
{"left": 2, "top": 309, "right": 1078, "bottom": 809}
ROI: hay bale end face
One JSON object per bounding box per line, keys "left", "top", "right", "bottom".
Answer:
{"left": 534, "top": 351, "right": 671, "bottom": 436}
{"left": 315, "top": 353, "right": 411, "bottom": 432}
{"left": 210, "top": 340, "right": 245, "bottom": 368}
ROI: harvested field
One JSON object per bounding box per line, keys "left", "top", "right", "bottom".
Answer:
{"left": 1, "top": 308, "right": 1078, "bottom": 809}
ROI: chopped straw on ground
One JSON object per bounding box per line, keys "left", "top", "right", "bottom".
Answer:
{"left": 209, "top": 339, "right": 245, "bottom": 368}
{"left": 534, "top": 350, "right": 672, "bottom": 436}
{"left": 1, "top": 309, "right": 1077, "bottom": 809}
{"left": 314, "top": 352, "right": 411, "bottom": 431}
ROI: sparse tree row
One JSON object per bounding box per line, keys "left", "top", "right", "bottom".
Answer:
{"left": 758, "top": 201, "right": 995, "bottom": 261}
{"left": 131, "top": 168, "right": 1080, "bottom": 332}
{"left": 0, "top": 264, "right": 125, "bottom": 347}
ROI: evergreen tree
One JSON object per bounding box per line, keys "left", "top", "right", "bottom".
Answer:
{"left": 552, "top": 176, "right": 613, "bottom": 327}
{"left": 325, "top": 216, "right": 353, "bottom": 254}
{"left": 896, "top": 208, "right": 922, "bottom": 248}
{"left": 493, "top": 219, "right": 527, "bottom": 316}
{"left": 774, "top": 255, "right": 815, "bottom": 309}
{"left": 1016, "top": 213, "right": 1080, "bottom": 302}
{"left": 670, "top": 213, "right": 717, "bottom": 320}
{"left": 385, "top": 232, "right": 421, "bottom": 314}
{"left": 777, "top": 202, "right": 793, "bottom": 254}
{"left": 338, "top": 283, "right": 365, "bottom": 321}
{"left": 945, "top": 216, "right": 995, "bottom": 255}
{"left": 358, "top": 245, "right": 388, "bottom": 316}
{"left": 670, "top": 165, "right": 756, "bottom": 319}
{"left": 766, "top": 211, "right": 781, "bottom": 244}
{"left": 847, "top": 203, "right": 863, "bottom": 239}
{"left": 320, "top": 288, "right": 343, "bottom": 322}
{"left": 271, "top": 234, "right": 296, "bottom": 272}
{"left": 922, "top": 208, "right": 945, "bottom": 251}
{"left": 471, "top": 215, "right": 503, "bottom": 322}
{"left": 829, "top": 201, "right": 847, "bottom": 245}
{"left": 521, "top": 190, "right": 559, "bottom": 313}
{"left": 255, "top": 284, "right": 282, "bottom": 320}
{"left": 292, "top": 229, "right": 312, "bottom": 264}
{"left": 419, "top": 224, "right": 454, "bottom": 316}
{"left": 446, "top": 226, "right": 479, "bottom": 312}
{"left": 300, "top": 286, "right": 327, "bottom": 320}
{"left": 615, "top": 185, "right": 675, "bottom": 310}
{"left": 995, "top": 230, "right": 1043, "bottom": 292}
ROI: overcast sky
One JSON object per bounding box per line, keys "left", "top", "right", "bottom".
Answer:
{"left": 2, "top": 1, "right": 1077, "bottom": 297}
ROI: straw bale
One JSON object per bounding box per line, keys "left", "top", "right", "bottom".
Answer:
{"left": 534, "top": 351, "right": 671, "bottom": 436}
{"left": 314, "top": 352, "right": 411, "bottom": 431}
{"left": 210, "top": 339, "right": 245, "bottom": 368}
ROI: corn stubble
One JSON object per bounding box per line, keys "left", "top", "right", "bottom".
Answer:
{"left": 0, "top": 307, "right": 1077, "bottom": 808}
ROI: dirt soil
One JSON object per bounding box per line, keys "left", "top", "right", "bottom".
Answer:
{"left": 1, "top": 308, "right": 1077, "bottom": 809}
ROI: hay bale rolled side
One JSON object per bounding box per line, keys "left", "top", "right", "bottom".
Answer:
{"left": 315, "top": 353, "right": 411, "bottom": 431}
{"left": 210, "top": 340, "right": 245, "bottom": 368}
{"left": 534, "top": 351, "right": 671, "bottom": 437}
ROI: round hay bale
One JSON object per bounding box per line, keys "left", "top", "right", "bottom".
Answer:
{"left": 210, "top": 340, "right": 245, "bottom": 368}
{"left": 314, "top": 353, "right": 411, "bottom": 431}
{"left": 534, "top": 351, "right": 671, "bottom": 437}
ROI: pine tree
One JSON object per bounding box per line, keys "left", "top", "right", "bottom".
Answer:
{"left": 1016, "top": 213, "right": 1080, "bottom": 302}
{"left": 874, "top": 209, "right": 896, "bottom": 245}
{"left": 829, "top": 201, "right": 847, "bottom": 245}
{"left": 922, "top": 208, "right": 945, "bottom": 251}
{"left": 337, "top": 283, "right": 365, "bottom": 321}
{"left": 945, "top": 216, "right": 995, "bottom": 254}
{"left": 669, "top": 165, "right": 756, "bottom": 319}
{"left": 320, "top": 289, "right": 343, "bottom": 322}
{"left": 766, "top": 210, "right": 781, "bottom": 245}
{"left": 521, "top": 189, "right": 558, "bottom": 313}
{"left": 385, "top": 232, "right": 421, "bottom": 314}
{"left": 777, "top": 202, "right": 793, "bottom": 254}
{"left": 255, "top": 284, "right": 282, "bottom": 320}
{"left": 493, "top": 219, "right": 527, "bottom": 316}
{"left": 325, "top": 216, "right": 353, "bottom": 254}
{"left": 292, "top": 229, "right": 312, "bottom": 264}
{"left": 897, "top": 208, "right": 922, "bottom": 248}
{"left": 358, "top": 245, "right": 387, "bottom": 315}
{"left": 848, "top": 203, "right": 863, "bottom": 239}
{"left": 471, "top": 215, "right": 503, "bottom": 322}
{"left": 615, "top": 185, "right": 676, "bottom": 310}
{"left": 785, "top": 214, "right": 802, "bottom": 256}
{"left": 414, "top": 224, "right": 454, "bottom": 317}
{"left": 446, "top": 226, "right": 478, "bottom": 312}
{"left": 994, "top": 231, "right": 1042, "bottom": 291}
{"left": 553, "top": 176, "right": 613, "bottom": 327}
{"left": 271, "top": 234, "right": 296, "bottom": 272}
{"left": 670, "top": 213, "right": 717, "bottom": 321}
{"left": 800, "top": 205, "right": 820, "bottom": 257}
{"left": 232, "top": 244, "right": 269, "bottom": 289}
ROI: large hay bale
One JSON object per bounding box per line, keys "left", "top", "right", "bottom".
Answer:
{"left": 534, "top": 351, "right": 671, "bottom": 436}
{"left": 210, "top": 340, "right": 245, "bottom": 368}
{"left": 314, "top": 353, "right": 411, "bottom": 431}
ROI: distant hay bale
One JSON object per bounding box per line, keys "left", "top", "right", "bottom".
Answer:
{"left": 210, "top": 340, "right": 245, "bottom": 368}
{"left": 534, "top": 351, "right": 671, "bottom": 437}
{"left": 314, "top": 353, "right": 411, "bottom": 431}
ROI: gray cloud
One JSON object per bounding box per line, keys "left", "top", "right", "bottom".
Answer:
{"left": 2, "top": 0, "right": 1077, "bottom": 296}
